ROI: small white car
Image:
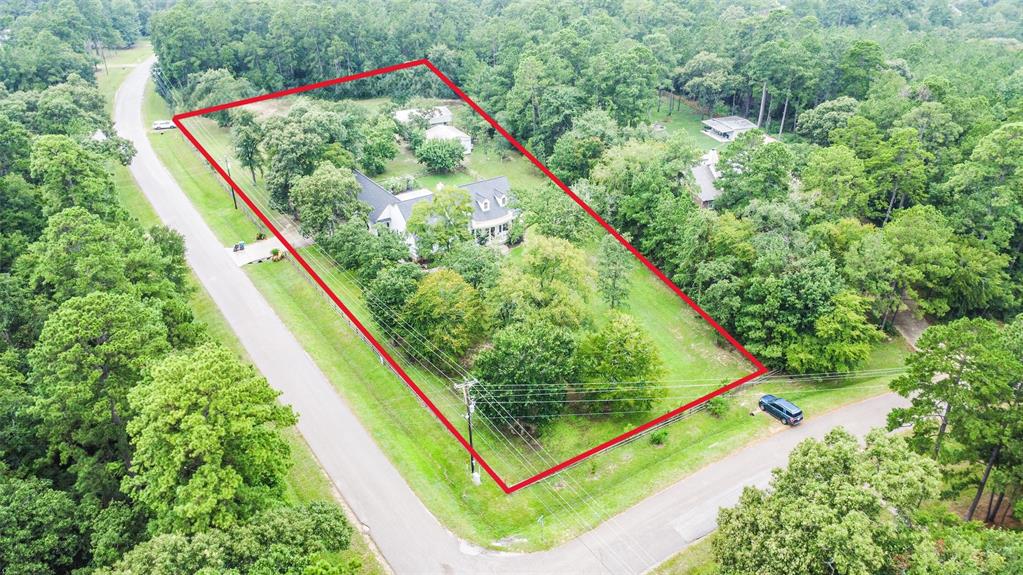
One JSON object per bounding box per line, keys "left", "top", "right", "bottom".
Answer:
{"left": 152, "top": 120, "right": 176, "bottom": 131}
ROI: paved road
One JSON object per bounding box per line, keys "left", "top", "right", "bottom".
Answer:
{"left": 115, "top": 59, "right": 909, "bottom": 574}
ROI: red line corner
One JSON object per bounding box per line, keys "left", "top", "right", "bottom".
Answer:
{"left": 172, "top": 59, "right": 767, "bottom": 494}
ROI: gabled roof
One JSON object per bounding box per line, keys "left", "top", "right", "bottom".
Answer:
{"left": 393, "top": 106, "right": 453, "bottom": 126}
{"left": 425, "top": 124, "right": 470, "bottom": 140}
{"left": 354, "top": 169, "right": 398, "bottom": 222}
{"left": 355, "top": 170, "right": 514, "bottom": 226}
{"left": 460, "top": 176, "right": 512, "bottom": 222}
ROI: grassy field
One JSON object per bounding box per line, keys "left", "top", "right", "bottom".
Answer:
{"left": 378, "top": 137, "right": 550, "bottom": 192}
{"left": 153, "top": 82, "right": 915, "bottom": 551}
{"left": 101, "top": 45, "right": 384, "bottom": 574}
{"left": 643, "top": 94, "right": 724, "bottom": 152}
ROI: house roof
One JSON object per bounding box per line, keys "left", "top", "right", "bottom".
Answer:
{"left": 425, "top": 124, "right": 470, "bottom": 141}
{"left": 393, "top": 105, "right": 453, "bottom": 126}
{"left": 702, "top": 115, "right": 757, "bottom": 133}
{"left": 691, "top": 163, "right": 721, "bottom": 204}
{"left": 354, "top": 170, "right": 398, "bottom": 221}
{"left": 356, "top": 170, "right": 514, "bottom": 226}
{"left": 460, "top": 176, "right": 512, "bottom": 223}
{"left": 394, "top": 189, "right": 433, "bottom": 223}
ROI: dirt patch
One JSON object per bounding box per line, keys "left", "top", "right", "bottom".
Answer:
{"left": 244, "top": 96, "right": 295, "bottom": 120}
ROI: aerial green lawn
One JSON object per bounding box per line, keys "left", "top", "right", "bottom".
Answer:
{"left": 643, "top": 94, "right": 724, "bottom": 152}
{"left": 653, "top": 534, "right": 719, "bottom": 575}
{"left": 153, "top": 82, "right": 913, "bottom": 550}
{"left": 379, "top": 137, "right": 550, "bottom": 192}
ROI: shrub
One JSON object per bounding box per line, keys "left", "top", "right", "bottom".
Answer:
{"left": 414, "top": 138, "right": 464, "bottom": 173}
{"left": 649, "top": 429, "right": 668, "bottom": 446}
{"left": 706, "top": 396, "right": 729, "bottom": 418}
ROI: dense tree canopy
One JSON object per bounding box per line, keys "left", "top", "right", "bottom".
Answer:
{"left": 125, "top": 343, "right": 298, "bottom": 534}
{"left": 29, "top": 291, "right": 169, "bottom": 500}
{"left": 0, "top": 5, "right": 355, "bottom": 571}
{"left": 713, "top": 428, "right": 1023, "bottom": 575}
{"left": 398, "top": 269, "right": 486, "bottom": 368}
{"left": 474, "top": 319, "right": 577, "bottom": 431}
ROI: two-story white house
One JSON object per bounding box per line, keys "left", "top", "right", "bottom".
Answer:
{"left": 354, "top": 170, "right": 515, "bottom": 254}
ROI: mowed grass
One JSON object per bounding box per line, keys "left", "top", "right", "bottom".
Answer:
{"left": 149, "top": 78, "right": 913, "bottom": 551}
{"left": 643, "top": 94, "right": 724, "bottom": 152}
{"left": 94, "top": 41, "right": 152, "bottom": 112}
{"left": 143, "top": 82, "right": 265, "bottom": 244}
{"left": 653, "top": 534, "right": 719, "bottom": 575}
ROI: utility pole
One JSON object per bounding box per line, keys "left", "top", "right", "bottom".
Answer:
{"left": 455, "top": 378, "right": 480, "bottom": 485}
{"left": 226, "top": 157, "right": 238, "bottom": 209}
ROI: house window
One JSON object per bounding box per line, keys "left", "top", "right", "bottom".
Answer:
{"left": 480, "top": 199, "right": 490, "bottom": 211}
{"left": 497, "top": 195, "right": 508, "bottom": 207}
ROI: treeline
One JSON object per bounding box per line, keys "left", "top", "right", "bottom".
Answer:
{"left": 889, "top": 316, "right": 1023, "bottom": 527}
{"left": 152, "top": 0, "right": 1023, "bottom": 375}
{"left": 0, "top": 0, "right": 166, "bottom": 91}
{"left": 150, "top": 1, "right": 1021, "bottom": 151}
{"left": 0, "top": 6, "right": 355, "bottom": 575}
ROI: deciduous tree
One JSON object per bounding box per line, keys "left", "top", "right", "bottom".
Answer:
{"left": 795, "top": 96, "right": 860, "bottom": 145}
{"left": 439, "top": 241, "right": 500, "bottom": 290}
{"left": 407, "top": 186, "right": 473, "bottom": 256}
{"left": 398, "top": 269, "right": 485, "bottom": 367}
{"left": 574, "top": 313, "right": 663, "bottom": 414}
{"left": 413, "top": 138, "right": 464, "bottom": 173}
{"left": 475, "top": 320, "right": 577, "bottom": 431}
{"left": 125, "top": 343, "right": 297, "bottom": 534}
{"left": 596, "top": 233, "right": 632, "bottom": 309}
{"left": 714, "top": 428, "right": 940, "bottom": 575}
{"left": 290, "top": 164, "right": 366, "bottom": 237}
{"left": 0, "top": 474, "right": 83, "bottom": 575}
{"left": 366, "top": 262, "right": 423, "bottom": 333}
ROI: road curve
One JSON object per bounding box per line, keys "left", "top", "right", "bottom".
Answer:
{"left": 115, "top": 59, "right": 909, "bottom": 574}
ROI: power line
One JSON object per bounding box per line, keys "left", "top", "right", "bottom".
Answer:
{"left": 190, "top": 123, "right": 653, "bottom": 570}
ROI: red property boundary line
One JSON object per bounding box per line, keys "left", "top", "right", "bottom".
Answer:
{"left": 173, "top": 58, "right": 769, "bottom": 494}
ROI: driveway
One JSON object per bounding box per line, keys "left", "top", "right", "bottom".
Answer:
{"left": 115, "top": 59, "right": 909, "bottom": 574}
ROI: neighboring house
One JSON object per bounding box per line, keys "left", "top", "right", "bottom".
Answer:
{"left": 354, "top": 170, "right": 515, "bottom": 254}
{"left": 393, "top": 105, "right": 453, "bottom": 127}
{"left": 690, "top": 149, "right": 722, "bottom": 208}
{"left": 425, "top": 124, "right": 472, "bottom": 154}
{"left": 701, "top": 115, "right": 757, "bottom": 142}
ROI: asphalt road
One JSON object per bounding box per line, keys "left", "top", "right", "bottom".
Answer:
{"left": 115, "top": 59, "right": 910, "bottom": 574}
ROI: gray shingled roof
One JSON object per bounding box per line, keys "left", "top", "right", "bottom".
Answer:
{"left": 354, "top": 169, "right": 397, "bottom": 222}
{"left": 460, "top": 176, "right": 512, "bottom": 222}
{"left": 355, "top": 170, "right": 514, "bottom": 226}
